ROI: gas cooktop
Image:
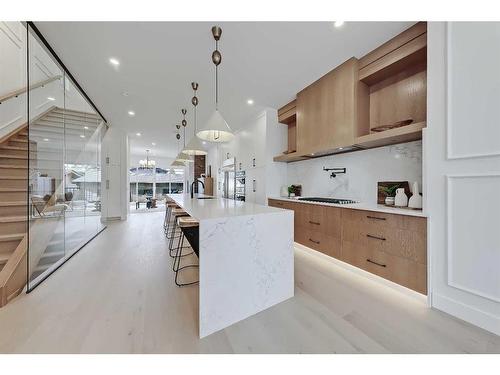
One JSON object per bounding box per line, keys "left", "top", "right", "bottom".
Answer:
{"left": 298, "top": 197, "right": 358, "bottom": 204}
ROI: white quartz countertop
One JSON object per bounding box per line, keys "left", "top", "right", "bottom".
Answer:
{"left": 168, "top": 193, "right": 285, "bottom": 221}
{"left": 268, "top": 196, "right": 427, "bottom": 218}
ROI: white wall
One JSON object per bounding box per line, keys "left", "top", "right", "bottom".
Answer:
{"left": 287, "top": 141, "right": 422, "bottom": 205}
{"left": 0, "top": 21, "right": 27, "bottom": 139}
{"left": 426, "top": 22, "right": 500, "bottom": 336}
{"left": 0, "top": 21, "right": 95, "bottom": 141}
{"left": 205, "top": 109, "right": 287, "bottom": 204}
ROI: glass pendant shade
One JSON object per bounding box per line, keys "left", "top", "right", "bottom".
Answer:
{"left": 171, "top": 159, "right": 185, "bottom": 167}
{"left": 175, "top": 151, "right": 194, "bottom": 163}
{"left": 197, "top": 109, "right": 234, "bottom": 143}
{"left": 182, "top": 134, "right": 208, "bottom": 155}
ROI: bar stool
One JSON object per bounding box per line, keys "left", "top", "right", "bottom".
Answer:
{"left": 173, "top": 216, "right": 199, "bottom": 287}
{"left": 168, "top": 208, "right": 189, "bottom": 254}
{"left": 164, "top": 201, "right": 180, "bottom": 236}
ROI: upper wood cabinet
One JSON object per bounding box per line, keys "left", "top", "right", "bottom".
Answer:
{"left": 296, "top": 58, "right": 358, "bottom": 156}
{"left": 273, "top": 22, "right": 427, "bottom": 162}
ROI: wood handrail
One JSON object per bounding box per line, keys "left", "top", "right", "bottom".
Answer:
{"left": 0, "top": 75, "right": 62, "bottom": 104}
{"left": 0, "top": 105, "right": 57, "bottom": 145}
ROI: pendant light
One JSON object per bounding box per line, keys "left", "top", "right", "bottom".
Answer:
{"left": 176, "top": 108, "right": 195, "bottom": 162}
{"left": 171, "top": 160, "right": 185, "bottom": 167}
{"left": 171, "top": 116, "right": 187, "bottom": 166}
{"left": 196, "top": 26, "right": 234, "bottom": 143}
{"left": 183, "top": 82, "right": 208, "bottom": 155}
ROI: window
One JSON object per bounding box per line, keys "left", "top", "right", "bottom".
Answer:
{"left": 129, "top": 166, "right": 185, "bottom": 201}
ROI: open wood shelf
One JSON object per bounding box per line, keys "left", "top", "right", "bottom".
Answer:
{"left": 355, "top": 121, "right": 425, "bottom": 149}
{"left": 356, "top": 23, "right": 427, "bottom": 150}
{"left": 359, "top": 34, "right": 427, "bottom": 85}
{"left": 273, "top": 151, "right": 308, "bottom": 163}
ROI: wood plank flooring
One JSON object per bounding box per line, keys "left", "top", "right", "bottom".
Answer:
{"left": 0, "top": 211, "right": 498, "bottom": 353}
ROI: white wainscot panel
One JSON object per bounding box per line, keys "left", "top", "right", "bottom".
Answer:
{"left": 447, "top": 22, "right": 500, "bottom": 159}
{"left": 447, "top": 174, "right": 500, "bottom": 302}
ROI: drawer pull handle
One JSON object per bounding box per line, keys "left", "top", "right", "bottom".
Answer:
{"left": 366, "top": 258, "right": 386, "bottom": 268}
{"left": 366, "top": 234, "right": 386, "bottom": 241}
{"left": 367, "top": 215, "right": 386, "bottom": 221}
{"left": 309, "top": 238, "right": 320, "bottom": 244}
{"left": 309, "top": 220, "right": 321, "bottom": 225}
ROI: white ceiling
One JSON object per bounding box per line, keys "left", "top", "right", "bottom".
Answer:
{"left": 35, "top": 21, "right": 414, "bottom": 158}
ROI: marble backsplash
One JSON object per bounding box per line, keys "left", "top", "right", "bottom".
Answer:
{"left": 286, "top": 140, "right": 422, "bottom": 205}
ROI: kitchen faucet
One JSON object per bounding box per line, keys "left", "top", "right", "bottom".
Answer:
{"left": 191, "top": 179, "right": 205, "bottom": 199}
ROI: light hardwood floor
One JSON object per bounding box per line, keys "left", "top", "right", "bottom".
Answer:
{"left": 0, "top": 211, "right": 498, "bottom": 353}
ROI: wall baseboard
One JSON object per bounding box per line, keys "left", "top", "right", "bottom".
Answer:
{"left": 104, "top": 216, "right": 122, "bottom": 221}
{"left": 432, "top": 292, "right": 500, "bottom": 336}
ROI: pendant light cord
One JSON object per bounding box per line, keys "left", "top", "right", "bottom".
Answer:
{"left": 215, "top": 39, "right": 219, "bottom": 110}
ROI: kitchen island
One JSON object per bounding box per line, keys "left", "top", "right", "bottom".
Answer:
{"left": 167, "top": 193, "right": 294, "bottom": 338}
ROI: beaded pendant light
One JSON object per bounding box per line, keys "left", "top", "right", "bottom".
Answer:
{"left": 176, "top": 108, "right": 194, "bottom": 162}
{"left": 183, "top": 82, "right": 208, "bottom": 155}
{"left": 196, "top": 26, "right": 234, "bottom": 143}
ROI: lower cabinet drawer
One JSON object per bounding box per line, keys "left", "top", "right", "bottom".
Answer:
{"left": 342, "top": 240, "right": 427, "bottom": 294}
{"left": 296, "top": 227, "right": 341, "bottom": 259}
{"left": 342, "top": 219, "right": 426, "bottom": 265}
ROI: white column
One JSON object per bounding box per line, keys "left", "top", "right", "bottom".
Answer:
{"left": 101, "top": 127, "right": 129, "bottom": 220}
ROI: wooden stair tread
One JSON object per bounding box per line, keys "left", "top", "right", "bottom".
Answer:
{"left": 0, "top": 164, "right": 28, "bottom": 169}
{"left": 0, "top": 215, "right": 28, "bottom": 223}
{"left": 0, "top": 233, "right": 25, "bottom": 242}
{"left": 0, "top": 201, "right": 26, "bottom": 207}
{"left": 0, "top": 188, "right": 28, "bottom": 192}
{"left": 0, "top": 176, "right": 28, "bottom": 180}
{"left": 0, "top": 253, "right": 11, "bottom": 265}
{"left": 0, "top": 145, "right": 28, "bottom": 151}
{"left": 0, "top": 154, "right": 28, "bottom": 159}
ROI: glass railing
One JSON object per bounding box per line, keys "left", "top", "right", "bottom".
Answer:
{"left": 0, "top": 22, "right": 107, "bottom": 298}
{"left": 26, "top": 23, "right": 107, "bottom": 290}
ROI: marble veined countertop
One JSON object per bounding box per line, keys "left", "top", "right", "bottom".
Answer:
{"left": 269, "top": 196, "right": 427, "bottom": 218}
{"left": 167, "top": 193, "right": 294, "bottom": 338}
{"left": 168, "top": 193, "right": 285, "bottom": 221}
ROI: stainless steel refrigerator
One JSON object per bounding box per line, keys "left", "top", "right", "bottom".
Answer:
{"left": 221, "top": 157, "right": 236, "bottom": 200}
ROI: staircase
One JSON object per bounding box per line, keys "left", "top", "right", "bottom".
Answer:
{"left": 0, "top": 106, "right": 103, "bottom": 306}
{"left": 0, "top": 126, "right": 29, "bottom": 305}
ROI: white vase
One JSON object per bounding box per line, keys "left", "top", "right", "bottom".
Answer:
{"left": 394, "top": 188, "right": 408, "bottom": 207}
{"left": 408, "top": 181, "right": 423, "bottom": 209}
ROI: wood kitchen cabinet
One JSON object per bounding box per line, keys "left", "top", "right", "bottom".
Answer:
{"left": 273, "top": 23, "right": 427, "bottom": 162}
{"left": 296, "top": 58, "right": 359, "bottom": 156}
{"left": 268, "top": 198, "right": 427, "bottom": 294}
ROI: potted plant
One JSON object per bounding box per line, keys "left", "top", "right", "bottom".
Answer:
{"left": 287, "top": 186, "right": 295, "bottom": 198}
{"left": 378, "top": 184, "right": 400, "bottom": 206}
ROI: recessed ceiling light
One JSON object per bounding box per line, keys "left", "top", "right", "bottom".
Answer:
{"left": 84, "top": 126, "right": 89, "bottom": 130}
{"left": 47, "top": 97, "right": 55, "bottom": 101}
{"left": 334, "top": 21, "right": 345, "bottom": 28}
{"left": 338, "top": 147, "right": 343, "bottom": 150}
{"left": 202, "top": 141, "right": 207, "bottom": 145}
{"left": 109, "top": 57, "right": 120, "bottom": 66}
{"left": 43, "top": 138, "right": 49, "bottom": 142}
{"left": 247, "top": 99, "right": 254, "bottom": 105}
{"left": 152, "top": 142, "right": 156, "bottom": 146}
{"left": 136, "top": 132, "right": 141, "bottom": 136}
{"left": 80, "top": 135, "right": 85, "bottom": 138}
{"left": 128, "top": 111, "right": 135, "bottom": 116}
